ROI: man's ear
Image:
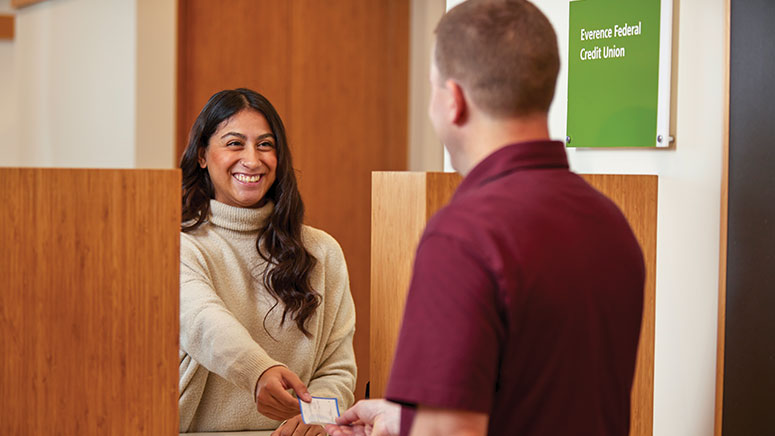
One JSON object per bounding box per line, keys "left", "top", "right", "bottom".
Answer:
{"left": 198, "top": 148, "right": 207, "bottom": 169}
{"left": 446, "top": 79, "right": 467, "bottom": 126}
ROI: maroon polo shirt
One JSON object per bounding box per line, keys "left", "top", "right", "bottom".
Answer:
{"left": 385, "top": 140, "right": 645, "bottom": 436}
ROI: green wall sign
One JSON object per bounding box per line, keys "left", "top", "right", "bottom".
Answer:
{"left": 567, "top": 0, "right": 667, "bottom": 148}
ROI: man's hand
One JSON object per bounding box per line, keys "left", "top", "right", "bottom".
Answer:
{"left": 255, "top": 365, "right": 312, "bottom": 421}
{"left": 409, "top": 406, "right": 488, "bottom": 436}
{"left": 271, "top": 414, "right": 326, "bottom": 436}
{"left": 324, "top": 399, "right": 400, "bottom": 436}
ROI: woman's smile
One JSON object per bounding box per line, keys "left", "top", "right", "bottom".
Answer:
{"left": 233, "top": 172, "right": 264, "bottom": 184}
{"left": 199, "top": 109, "right": 278, "bottom": 208}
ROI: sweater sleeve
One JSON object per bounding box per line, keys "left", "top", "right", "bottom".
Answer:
{"left": 306, "top": 235, "right": 357, "bottom": 410}
{"left": 180, "top": 233, "right": 284, "bottom": 396}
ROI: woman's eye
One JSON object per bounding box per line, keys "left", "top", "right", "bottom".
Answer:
{"left": 227, "top": 141, "right": 242, "bottom": 147}
{"left": 258, "top": 142, "right": 274, "bottom": 149}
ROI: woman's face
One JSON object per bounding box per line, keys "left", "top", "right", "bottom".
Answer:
{"left": 199, "top": 109, "right": 278, "bottom": 208}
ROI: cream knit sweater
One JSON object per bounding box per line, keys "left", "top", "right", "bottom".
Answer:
{"left": 178, "top": 200, "right": 357, "bottom": 432}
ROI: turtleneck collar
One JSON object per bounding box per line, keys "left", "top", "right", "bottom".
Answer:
{"left": 208, "top": 199, "right": 274, "bottom": 232}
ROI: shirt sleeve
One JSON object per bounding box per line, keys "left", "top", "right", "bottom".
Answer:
{"left": 306, "top": 236, "right": 357, "bottom": 410}
{"left": 179, "top": 234, "right": 283, "bottom": 396}
{"left": 385, "top": 232, "right": 504, "bottom": 415}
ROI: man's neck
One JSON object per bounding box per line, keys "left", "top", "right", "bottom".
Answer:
{"left": 457, "top": 113, "right": 551, "bottom": 176}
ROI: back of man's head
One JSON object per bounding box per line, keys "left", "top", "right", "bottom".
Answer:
{"left": 435, "top": 0, "right": 560, "bottom": 118}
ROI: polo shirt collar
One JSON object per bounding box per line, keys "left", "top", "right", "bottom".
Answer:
{"left": 457, "top": 140, "right": 569, "bottom": 194}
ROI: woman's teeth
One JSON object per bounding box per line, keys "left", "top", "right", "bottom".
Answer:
{"left": 234, "top": 174, "right": 261, "bottom": 183}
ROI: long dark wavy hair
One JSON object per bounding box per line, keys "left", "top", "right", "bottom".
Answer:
{"left": 180, "top": 88, "right": 319, "bottom": 337}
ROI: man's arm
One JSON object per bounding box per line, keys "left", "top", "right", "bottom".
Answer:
{"left": 409, "top": 406, "right": 488, "bottom": 436}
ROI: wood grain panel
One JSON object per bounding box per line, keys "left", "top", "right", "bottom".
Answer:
{"left": 424, "top": 172, "right": 462, "bottom": 220}
{"left": 581, "top": 174, "right": 657, "bottom": 436}
{"left": 287, "top": 0, "right": 409, "bottom": 400}
{"left": 370, "top": 172, "right": 426, "bottom": 399}
{"left": 371, "top": 172, "right": 657, "bottom": 436}
{"left": 0, "top": 14, "right": 13, "bottom": 40}
{"left": 370, "top": 172, "right": 460, "bottom": 398}
{"left": 0, "top": 168, "right": 180, "bottom": 435}
{"left": 176, "top": 0, "right": 291, "bottom": 161}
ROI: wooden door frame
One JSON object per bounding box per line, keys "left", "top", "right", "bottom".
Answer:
{"left": 713, "top": 0, "right": 730, "bottom": 434}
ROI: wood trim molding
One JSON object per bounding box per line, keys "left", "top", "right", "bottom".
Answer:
{"left": 11, "top": 0, "right": 47, "bottom": 8}
{"left": 714, "top": 0, "right": 731, "bottom": 434}
{"left": 0, "top": 15, "right": 14, "bottom": 40}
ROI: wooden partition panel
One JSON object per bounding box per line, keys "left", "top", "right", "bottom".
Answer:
{"left": 371, "top": 172, "right": 657, "bottom": 436}
{"left": 0, "top": 168, "right": 180, "bottom": 435}
{"left": 370, "top": 172, "right": 461, "bottom": 398}
{"left": 178, "top": 0, "right": 409, "bottom": 400}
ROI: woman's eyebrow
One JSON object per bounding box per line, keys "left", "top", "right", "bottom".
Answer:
{"left": 219, "top": 132, "right": 275, "bottom": 140}
{"left": 220, "top": 131, "right": 247, "bottom": 140}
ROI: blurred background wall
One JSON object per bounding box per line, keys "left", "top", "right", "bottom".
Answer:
{"left": 0, "top": 0, "right": 175, "bottom": 168}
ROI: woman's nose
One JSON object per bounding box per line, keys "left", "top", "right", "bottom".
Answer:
{"left": 239, "top": 147, "right": 261, "bottom": 169}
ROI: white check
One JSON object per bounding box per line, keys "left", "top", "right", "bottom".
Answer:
{"left": 298, "top": 396, "right": 341, "bottom": 425}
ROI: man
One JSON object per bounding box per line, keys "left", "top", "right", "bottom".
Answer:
{"left": 326, "top": 0, "right": 645, "bottom": 435}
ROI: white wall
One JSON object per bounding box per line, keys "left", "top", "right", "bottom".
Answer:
{"left": 12, "top": 0, "right": 136, "bottom": 167}
{"left": 440, "top": 1, "right": 724, "bottom": 435}
{"left": 0, "top": 0, "right": 175, "bottom": 169}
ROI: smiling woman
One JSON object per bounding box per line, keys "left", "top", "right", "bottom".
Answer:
{"left": 198, "top": 109, "right": 278, "bottom": 209}
{"left": 177, "top": 89, "right": 357, "bottom": 434}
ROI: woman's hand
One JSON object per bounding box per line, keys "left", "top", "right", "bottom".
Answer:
{"left": 255, "top": 365, "right": 313, "bottom": 421}
{"left": 271, "top": 414, "right": 326, "bottom": 436}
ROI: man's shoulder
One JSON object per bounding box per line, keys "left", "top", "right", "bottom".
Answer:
{"left": 424, "top": 195, "right": 483, "bottom": 240}
{"left": 423, "top": 172, "right": 540, "bottom": 236}
{"left": 420, "top": 168, "right": 626, "bottom": 257}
